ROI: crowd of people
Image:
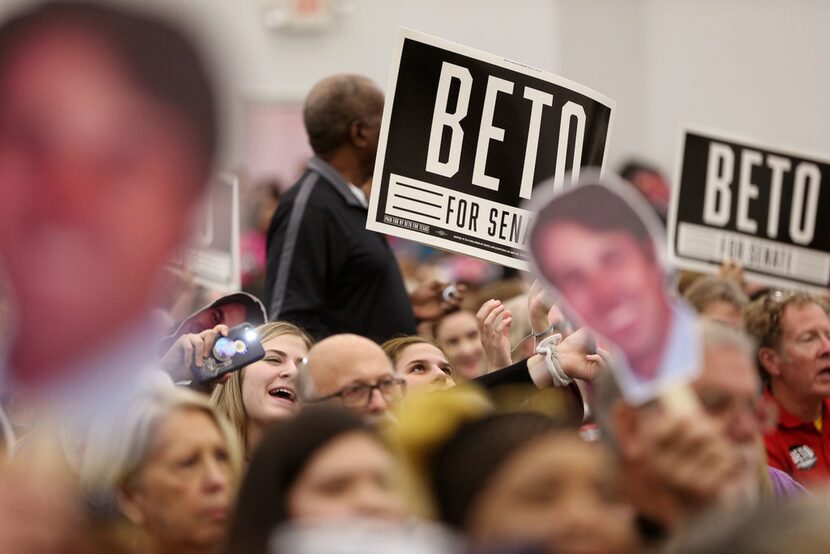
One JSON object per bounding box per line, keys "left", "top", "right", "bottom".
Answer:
{"left": 1, "top": 2, "right": 830, "bottom": 553}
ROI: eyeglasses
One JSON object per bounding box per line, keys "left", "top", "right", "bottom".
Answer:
{"left": 311, "top": 376, "right": 406, "bottom": 409}
{"left": 697, "top": 390, "right": 777, "bottom": 431}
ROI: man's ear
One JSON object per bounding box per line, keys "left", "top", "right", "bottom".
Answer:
{"left": 116, "top": 483, "right": 146, "bottom": 526}
{"left": 350, "top": 120, "right": 370, "bottom": 148}
{"left": 758, "top": 347, "right": 782, "bottom": 378}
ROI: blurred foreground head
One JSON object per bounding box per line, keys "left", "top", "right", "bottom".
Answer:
{"left": 225, "top": 406, "right": 403, "bottom": 554}
{"left": 82, "top": 382, "right": 241, "bottom": 554}
{"left": 592, "top": 321, "right": 774, "bottom": 544}
{"left": 395, "top": 387, "right": 636, "bottom": 554}
{"left": 0, "top": 1, "right": 218, "bottom": 387}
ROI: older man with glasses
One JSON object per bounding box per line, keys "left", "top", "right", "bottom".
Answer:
{"left": 299, "top": 334, "right": 406, "bottom": 425}
{"left": 745, "top": 290, "right": 830, "bottom": 487}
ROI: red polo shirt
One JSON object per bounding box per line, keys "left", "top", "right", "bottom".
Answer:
{"left": 763, "top": 387, "right": 830, "bottom": 488}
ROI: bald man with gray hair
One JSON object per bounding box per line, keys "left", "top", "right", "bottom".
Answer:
{"left": 264, "top": 74, "right": 419, "bottom": 344}
{"left": 298, "top": 333, "right": 405, "bottom": 425}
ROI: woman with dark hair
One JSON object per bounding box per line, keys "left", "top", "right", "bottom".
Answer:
{"left": 223, "top": 407, "right": 403, "bottom": 554}
{"left": 396, "top": 388, "right": 637, "bottom": 553}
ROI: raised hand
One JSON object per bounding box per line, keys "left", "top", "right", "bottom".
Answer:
{"left": 476, "top": 299, "right": 513, "bottom": 372}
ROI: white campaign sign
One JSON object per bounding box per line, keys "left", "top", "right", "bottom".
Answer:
{"left": 366, "top": 28, "right": 615, "bottom": 270}
{"left": 669, "top": 127, "right": 830, "bottom": 291}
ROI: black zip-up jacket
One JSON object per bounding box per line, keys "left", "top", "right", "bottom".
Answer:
{"left": 264, "top": 157, "right": 417, "bottom": 343}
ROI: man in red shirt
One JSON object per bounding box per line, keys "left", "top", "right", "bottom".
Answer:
{"left": 745, "top": 291, "right": 830, "bottom": 487}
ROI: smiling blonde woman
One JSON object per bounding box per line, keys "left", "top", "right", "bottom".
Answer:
{"left": 210, "top": 321, "right": 313, "bottom": 458}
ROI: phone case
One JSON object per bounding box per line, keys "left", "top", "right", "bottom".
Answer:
{"left": 190, "top": 322, "right": 265, "bottom": 384}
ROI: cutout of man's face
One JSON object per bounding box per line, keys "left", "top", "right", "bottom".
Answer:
{"left": 529, "top": 178, "right": 701, "bottom": 402}
{"left": 535, "top": 220, "right": 668, "bottom": 366}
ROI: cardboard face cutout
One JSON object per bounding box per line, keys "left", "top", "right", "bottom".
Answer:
{"left": 529, "top": 170, "right": 701, "bottom": 404}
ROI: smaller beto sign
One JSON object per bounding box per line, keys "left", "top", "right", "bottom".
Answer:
{"left": 669, "top": 128, "right": 830, "bottom": 291}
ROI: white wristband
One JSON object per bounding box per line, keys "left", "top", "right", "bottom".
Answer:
{"left": 535, "top": 333, "right": 572, "bottom": 387}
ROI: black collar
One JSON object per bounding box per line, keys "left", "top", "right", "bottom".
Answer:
{"left": 308, "top": 156, "right": 364, "bottom": 209}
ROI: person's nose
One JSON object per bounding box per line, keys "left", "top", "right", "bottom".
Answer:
{"left": 553, "top": 495, "right": 603, "bottom": 537}
{"left": 587, "top": 272, "right": 619, "bottom": 307}
{"left": 41, "top": 155, "right": 101, "bottom": 222}
{"left": 280, "top": 359, "right": 299, "bottom": 380}
{"left": 459, "top": 338, "right": 478, "bottom": 357}
{"left": 430, "top": 368, "right": 453, "bottom": 390}
{"left": 817, "top": 332, "right": 830, "bottom": 358}
{"left": 352, "top": 482, "right": 397, "bottom": 520}
{"left": 202, "top": 457, "right": 230, "bottom": 494}
{"left": 725, "top": 404, "right": 760, "bottom": 444}
{"left": 365, "top": 387, "right": 389, "bottom": 415}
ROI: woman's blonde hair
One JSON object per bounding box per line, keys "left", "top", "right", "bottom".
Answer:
{"left": 81, "top": 378, "right": 242, "bottom": 507}
{"left": 210, "top": 321, "right": 312, "bottom": 455}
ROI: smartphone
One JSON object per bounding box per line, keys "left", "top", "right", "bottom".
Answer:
{"left": 442, "top": 283, "right": 459, "bottom": 302}
{"left": 190, "top": 322, "right": 265, "bottom": 384}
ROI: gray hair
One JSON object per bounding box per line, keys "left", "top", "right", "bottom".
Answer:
{"left": 303, "top": 74, "right": 382, "bottom": 156}
{"left": 683, "top": 276, "right": 748, "bottom": 313}
{"left": 699, "top": 318, "right": 755, "bottom": 359}
{"left": 81, "top": 379, "right": 242, "bottom": 514}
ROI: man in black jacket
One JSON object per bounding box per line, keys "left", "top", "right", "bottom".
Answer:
{"left": 266, "top": 74, "right": 444, "bottom": 343}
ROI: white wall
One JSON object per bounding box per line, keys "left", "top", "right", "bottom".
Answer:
{"left": 642, "top": 0, "right": 830, "bottom": 176}
{"left": 554, "top": 0, "right": 830, "bottom": 177}
{"left": 554, "top": 0, "right": 649, "bottom": 172}
{"left": 2, "top": 0, "right": 828, "bottom": 178}
{"left": 117, "top": 0, "right": 562, "bottom": 166}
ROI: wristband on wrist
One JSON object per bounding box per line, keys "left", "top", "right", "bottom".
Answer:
{"left": 535, "top": 333, "right": 572, "bottom": 387}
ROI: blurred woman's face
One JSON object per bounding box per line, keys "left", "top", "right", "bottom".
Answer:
{"left": 393, "top": 343, "right": 455, "bottom": 393}
{"left": 242, "top": 333, "right": 308, "bottom": 423}
{"left": 120, "top": 409, "right": 234, "bottom": 552}
{"left": 287, "top": 432, "right": 403, "bottom": 522}
{"left": 435, "top": 311, "right": 485, "bottom": 380}
{"left": 467, "top": 434, "right": 636, "bottom": 554}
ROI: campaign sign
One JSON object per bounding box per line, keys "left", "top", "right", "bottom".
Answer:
{"left": 170, "top": 174, "right": 241, "bottom": 291}
{"left": 367, "top": 29, "right": 615, "bottom": 270}
{"left": 670, "top": 128, "right": 830, "bottom": 291}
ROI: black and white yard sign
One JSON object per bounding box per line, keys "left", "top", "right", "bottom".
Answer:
{"left": 669, "top": 128, "right": 830, "bottom": 291}
{"left": 367, "top": 29, "right": 616, "bottom": 270}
